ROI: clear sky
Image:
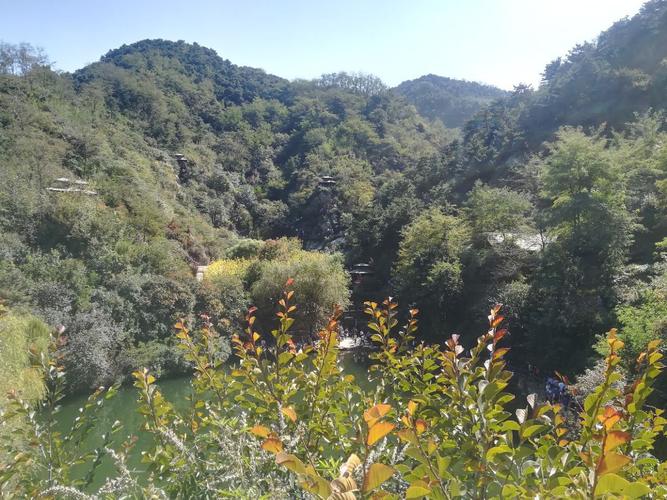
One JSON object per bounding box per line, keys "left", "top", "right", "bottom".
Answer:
{"left": 2, "top": 0, "right": 647, "bottom": 89}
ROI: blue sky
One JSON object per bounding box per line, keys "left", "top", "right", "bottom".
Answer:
{"left": 3, "top": 0, "right": 646, "bottom": 89}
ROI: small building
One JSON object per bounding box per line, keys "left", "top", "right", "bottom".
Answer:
{"left": 318, "top": 175, "right": 337, "bottom": 188}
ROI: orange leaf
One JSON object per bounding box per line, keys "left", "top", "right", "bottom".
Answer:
{"left": 415, "top": 419, "right": 428, "bottom": 435}
{"left": 281, "top": 406, "right": 297, "bottom": 423}
{"left": 598, "top": 406, "right": 622, "bottom": 430}
{"left": 364, "top": 403, "right": 392, "bottom": 427}
{"left": 407, "top": 400, "right": 418, "bottom": 416}
{"left": 597, "top": 452, "right": 631, "bottom": 475}
{"left": 261, "top": 437, "right": 284, "bottom": 454}
{"left": 494, "top": 329, "right": 508, "bottom": 343}
{"left": 250, "top": 425, "right": 271, "bottom": 438}
{"left": 491, "top": 315, "right": 504, "bottom": 328}
{"left": 367, "top": 422, "right": 395, "bottom": 446}
{"left": 604, "top": 431, "right": 631, "bottom": 454}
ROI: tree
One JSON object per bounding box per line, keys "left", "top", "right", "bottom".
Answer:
{"left": 250, "top": 249, "right": 350, "bottom": 336}
{"left": 465, "top": 181, "right": 533, "bottom": 239}
{"left": 524, "top": 127, "right": 633, "bottom": 368}
{"left": 393, "top": 208, "right": 469, "bottom": 329}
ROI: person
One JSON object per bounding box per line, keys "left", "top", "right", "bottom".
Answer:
{"left": 557, "top": 381, "right": 566, "bottom": 402}
{"left": 560, "top": 382, "right": 571, "bottom": 411}
{"left": 545, "top": 377, "right": 557, "bottom": 403}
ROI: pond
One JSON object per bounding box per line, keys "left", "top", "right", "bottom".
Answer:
{"left": 56, "top": 352, "right": 372, "bottom": 490}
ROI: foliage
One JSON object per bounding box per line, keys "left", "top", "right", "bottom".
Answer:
{"left": 0, "top": 307, "right": 50, "bottom": 404}
{"left": 394, "top": 208, "right": 469, "bottom": 329}
{"left": 395, "top": 74, "right": 507, "bottom": 129}
{"left": 465, "top": 182, "right": 533, "bottom": 238}
{"left": 1, "top": 0, "right": 667, "bottom": 395}
{"left": 0, "top": 332, "right": 122, "bottom": 497}
{"left": 2, "top": 290, "right": 666, "bottom": 498}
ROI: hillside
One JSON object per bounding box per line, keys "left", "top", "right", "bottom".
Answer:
{"left": 395, "top": 74, "right": 508, "bottom": 128}
{"left": 2, "top": 1, "right": 667, "bottom": 393}
{"left": 0, "top": 39, "right": 450, "bottom": 389}
{"left": 458, "top": 0, "right": 667, "bottom": 188}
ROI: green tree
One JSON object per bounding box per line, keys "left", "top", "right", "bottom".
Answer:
{"left": 465, "top": 181, "right": 533, "bottom": 239}
{"left": 250, "top": 249, "right": 350, "bottom": 336}
{"left": 525, "top": 127, "right": 633, "bottom": 368}
{"left": 394, "top": 208, "right": 469, "bottom": 329}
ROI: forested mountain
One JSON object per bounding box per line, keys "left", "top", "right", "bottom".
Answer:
{"left": 0, "top": 38, "right": 449, "bottom": 390}
{"left": 394, "top": 74, "right": 508, "bottom": 128}
{"left": 2, "top": 0, "right": 667, "bottom": 398}
{"left": 3, "top": 2, "right": 667, "bottom": 497}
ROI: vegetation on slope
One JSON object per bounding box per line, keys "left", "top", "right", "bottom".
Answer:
{"left": 395, "top": 74, "right": 508, "bottom": 128}
{"left": 1, "top": 1, "right": 667, "bottom": 395}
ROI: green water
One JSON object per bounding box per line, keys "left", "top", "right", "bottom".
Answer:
{"left": 56, "top": 352, "right": 371, "bottom": 490}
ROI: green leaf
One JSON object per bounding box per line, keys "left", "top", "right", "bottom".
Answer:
{"left": 595, "top": 473, "right": 651, "bottom": 498}
{"left": 486, "top": 445, "right": 512, "bottom": 462}
{"left": 521, "top": 424, "right": 547, "bottom": 439}
{"left": 406, "top": 480, "right": 431, "bottom": 499}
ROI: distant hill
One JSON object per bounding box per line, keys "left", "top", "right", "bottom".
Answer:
{"left": 456, "top": 0, "right": 667, "bottom": 188}
{"left": 394, "top": 74, "right": 508, "bottom": 128}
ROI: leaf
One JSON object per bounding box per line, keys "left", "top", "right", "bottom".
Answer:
{"left": 301, "top": 464, "right": 331, "bottom": 497}
{"left": 396, "top": 428, "right": 416, "bottom": 444}
{"left": 595, "top": 473, "right": 651, "bottom": 498}
{"left": 331, "top": 476, "right": 357, "bottom": 494}
{"left": 521, "top": 424, "right": 547, "bottom": 439}
{"left": 597, "top": 452, "right": 631, "bottom": 475}
{"left": 275, "top": 452, "right": 306, "bottom": 474}
{"left": 367, "top": 422, "right": 395, "bottom": 446}
{"left": 261, "top": 437, "right": 284, "bottom": 454}
{"left": 407, "top": 400, "right": 418, "bottom": 416}
{"left": 491, "top": 315, "right": 504, "bottom": 328}
{"left": 516, "top": 408, "right": 527, "bottom": 424}
{"left": 598, "top": 406, "right": 622, "bottom": 430}
{"left": 415, "top": 419, "right": 428, "bottom": 435}
{"left": 362, "top": 463, "right": 395, "bottom": 492}
{"left": 526, "top": 393, "right": 536, "bottom": 409}
{"left": 250, "top": 425, "right": 270, "bottom": 438}
{"left": 405, "top": 480, "right": 431, "bottom": 499}
{"left": 364, "top": 403, "right": 392, "bottom": 427}
{"left": 281, "top": 406, "right": 297, "bottom": 423}
{"left": 494, "top": 328, "right": 508, "bottom": 343}
{"left": 340, "top": 454, "right": 362, "bottom": 476}
{"left": 604, "top": 431, "right": 631, "bottom": 454}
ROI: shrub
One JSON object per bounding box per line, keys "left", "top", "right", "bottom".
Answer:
{"left": 1, "top": 287, "right": 665, "bottom": 498}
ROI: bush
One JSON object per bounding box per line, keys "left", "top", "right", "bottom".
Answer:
{"left": 205, "top": 239, "right": 350, "bottom": 337}
{"left": 1, "top": 291, "right": 665, "bottom": 498}
{"left": 250, "top": 250, "right": 350, "bottom": 335}
{"left": 0, "top": 307, "right": 49, "bottom": 403}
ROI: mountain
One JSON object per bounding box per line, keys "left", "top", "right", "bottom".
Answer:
{"left": 0, "top": 38, "right": 450, "bottom": 389}
{"left": 394, "top": 74, "right": 508, "bottom": 128}
{"left": 2, "top": 0, "right": 667, "bottom": 390}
